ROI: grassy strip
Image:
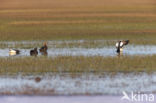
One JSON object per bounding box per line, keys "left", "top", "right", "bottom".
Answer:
{"left": 0, "top": 0, "right": 156, "bottom": 43}
{"left": 0, "top": 55, "right": 155, "bottom": 75}
{"left": 0, "top": 40, "right": 115, "bottom": 49}
{"left": 0, "top": 22, "right": 156, "bottom": 42}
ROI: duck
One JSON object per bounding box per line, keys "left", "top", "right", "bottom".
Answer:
{"left": 30, "top": 48, "right": 38, "bottom": 56}
{"left": 116, "top": 40, "right": 129, "bottom": 53}
{"left": 39, "top": 42, "right": 48, "bottom": 52}
{"left": 9, "top": 49, "right": 20, "bottom": 56}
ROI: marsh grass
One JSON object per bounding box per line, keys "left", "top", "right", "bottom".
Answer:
{"left": 0, "top": 39, "right": 155, "bottom": 49}
{"left": 0, "top": 0, "right": 156, "bottom": 45}
{"left": 0, "top": 40, "right": 115, "bottom": 49}
{"left": 0, "top": 55, "right": 156, "bottom": 75}
{"left": 0, "top": 42, "right": 40, "bottom": 49}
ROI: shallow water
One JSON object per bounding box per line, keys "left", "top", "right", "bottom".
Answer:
{"left": 1, "top": 95, "right": 155, "bottom": 103}
{"left": 1, "top": 45, "right": 156, "bottom": 57}
{"left": 0, "top": 73, "right": 155, "bottom": 95}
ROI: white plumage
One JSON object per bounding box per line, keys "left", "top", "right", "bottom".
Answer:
{"left": 9, "top": 49, "right": 20, "bottom": 56}
{"left": 116, "top": 40, "right": 129, "bottom": 53}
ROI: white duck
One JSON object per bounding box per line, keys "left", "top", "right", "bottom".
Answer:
{"left": 9, "top": 49, "right": 20, "bottom": 56}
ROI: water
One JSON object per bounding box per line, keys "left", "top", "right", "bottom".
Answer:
{"left": 1, "top": 45, "right": 156, "bottom": 57}
{"left": 2, "top": 95, "right": 155, "bottom": 103}
{"left": 0, "top": 73, "right": 155, "bottom": 95}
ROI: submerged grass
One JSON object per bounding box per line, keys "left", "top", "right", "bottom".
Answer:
{"left": 0, "top": 55, "right": 156, "bottom": 75}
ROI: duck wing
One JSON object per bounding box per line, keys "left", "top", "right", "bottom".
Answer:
{"left": 123, "top": 40, "right": 129, "bottom": 45}
{"left": 116, "top": 42, "right": 119, "bottom": 48}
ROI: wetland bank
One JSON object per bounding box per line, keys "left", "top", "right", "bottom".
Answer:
{"left": 0, "top": 0, "right": 156, "bottom": 101}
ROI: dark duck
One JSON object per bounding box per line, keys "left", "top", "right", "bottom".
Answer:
{"left": 30, "top": 48, "right": 38, "bottom": 56}
{"left": 39, "top": 42, "right": 48, "bottom": 55}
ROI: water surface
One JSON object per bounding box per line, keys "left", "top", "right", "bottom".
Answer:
{"left": 0, "top": 73, "right": 155, "bottom": 95}
{"left": 1, "top": 45, "right": 156, "bottom": 57}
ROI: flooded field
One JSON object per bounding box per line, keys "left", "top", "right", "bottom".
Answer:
{"left": 0, "top": 0, "right": 156, "bottom": 102}
{"left": 0, "top": 40, "right": 156, "bottom": 57}
{"left": 0, "top": 73, "right": 155, "bottom": 95}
